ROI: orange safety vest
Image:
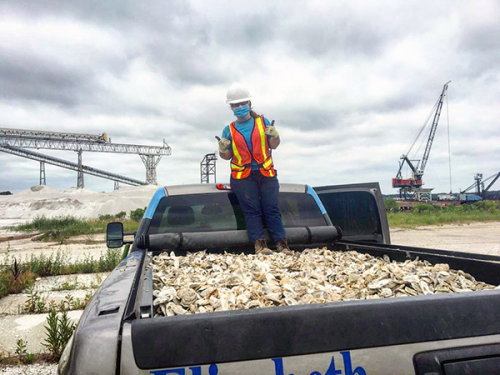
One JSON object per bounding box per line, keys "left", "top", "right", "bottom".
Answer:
{"left": 229, "top": 116, "right": 276, "bottom": 180}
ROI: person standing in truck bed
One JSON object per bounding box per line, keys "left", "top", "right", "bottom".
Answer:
{"left": 218, "top": 83, "right": 292, "bottom": 255}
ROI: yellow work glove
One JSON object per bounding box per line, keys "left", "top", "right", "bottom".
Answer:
{"left": 264, "top": 126, "right": 279, "bottom": 138}
{"left": 218, "top": 138, "right": 231, "bottom": 153}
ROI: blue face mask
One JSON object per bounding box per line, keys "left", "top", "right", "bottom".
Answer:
{"left": 233, "top": 105, "right": 250, "bottom": 120}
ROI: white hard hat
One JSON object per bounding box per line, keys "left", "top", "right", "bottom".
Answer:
{"left": 226, "top": 83, "right": 252, "bottom": 104}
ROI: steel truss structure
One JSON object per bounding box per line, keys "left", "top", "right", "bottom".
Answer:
{"left": 200, "top": 153, "right": 217, "bottom": 183}
{"left": 0, "top": 145, "right": 146, "bottom": 187}
{"left": 0, "top": 136, "right": 171, "bottom": 155}
{"left": 462, "top": 172, "right": 500, "bottom": 197}
{"left": 0, "top": 127, "right": 171, "bottom": 187}
{"left": 0, "top": 128, "right": 108, "bottom": 142}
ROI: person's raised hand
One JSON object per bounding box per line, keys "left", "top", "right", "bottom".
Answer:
{"left": 264, "top": 126, "right": 279, "bottom": 138}
{"left": 218, "top": 138, "right": 231, "bottom": 152}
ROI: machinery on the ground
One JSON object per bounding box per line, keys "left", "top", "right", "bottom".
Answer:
{"left": 392, "top": 81, "right": 450, "bottom": 200}
{"left": 0, "top": 127, "right": 171, "bottom": 188}
{"left": 461, "top": 171, "right": 500, "bottom": 198}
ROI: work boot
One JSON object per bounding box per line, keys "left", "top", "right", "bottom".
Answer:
{"left": 276, "top": 239, "right": 293, "bottom": 255}
{"left": 254, "top": 239, "right": 272, "bottom": 255}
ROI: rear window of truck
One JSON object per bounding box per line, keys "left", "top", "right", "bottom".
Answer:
{"left": 148, "top": 192, "right": 326, "bottom": 234}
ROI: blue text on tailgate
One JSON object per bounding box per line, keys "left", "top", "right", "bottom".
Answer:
{"left": 150, "top": 351, "right": 367, "bottom": 375}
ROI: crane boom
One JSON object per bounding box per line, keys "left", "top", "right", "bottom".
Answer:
{"left": 484, "top": 172, "right": 500, "bottom": 193}
{"left": 419, "top": 81, "right": 450, "bottom": 172}
{"left": 392, "top": 81, "right": 451, "bottom": 200}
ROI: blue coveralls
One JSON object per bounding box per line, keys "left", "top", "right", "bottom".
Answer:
{"left": 221, "top": 117, "right": 287, "bottom": 244}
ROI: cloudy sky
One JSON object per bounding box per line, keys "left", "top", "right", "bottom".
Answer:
{"left": 1, "top": 0, "right": 499, "bottom": 195}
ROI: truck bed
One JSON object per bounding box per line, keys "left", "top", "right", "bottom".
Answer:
{"left": 125, "top": 241, "right": 500, "bottom": 371}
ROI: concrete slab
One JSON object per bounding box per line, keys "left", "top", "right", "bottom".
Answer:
{"left": 0, "top": 234, "right": 109, "bottom": 262}
{"left": 0, "top": 310, "right": 83, "bottom": 354}
{"left": 33, "top": 272, "right": 109, "bottom": 292}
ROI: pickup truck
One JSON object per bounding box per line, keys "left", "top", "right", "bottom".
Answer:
{"left": 58, "top": 182, "right": 500, "bottom": 375}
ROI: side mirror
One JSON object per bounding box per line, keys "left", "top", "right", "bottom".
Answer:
{"left": 107, "top": 222, "right": 124, "bottom": 248}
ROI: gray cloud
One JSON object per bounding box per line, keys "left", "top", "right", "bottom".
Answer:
{"left": 0, "top": 52, "right": 93, "bottom": 107}
{"left": 0, "top": 1, "right": 499, "bottom": 195}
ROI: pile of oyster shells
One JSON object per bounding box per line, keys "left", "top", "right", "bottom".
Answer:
{"left": 151, "top": 248, "right": 498, "bottom": 317}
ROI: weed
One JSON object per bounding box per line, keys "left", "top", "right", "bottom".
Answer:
{"left": 83, "top": 290, "right": 94, "bottom": 306}
{"left": 89, "top": 274, "right": 103, "bottom": 289}
{"left": 15, "top": 339, "right": 27, "bottom": 357}
{"left": 0, "top": 258, "right": 36, "bottom": 297}
{"left": 1, "top": 249, "right": 120, "bottom": 282}
{"left": 58, "top": 295, "right": 69, "bottom": 312}
{"left": 43, "top": 308, "right": 76, "bottom": 361}
{"left": 0, "top": 273, "right": 10, "bottom": 299}
{"left": 24, "top": 286, "right": 47, "bottom": 313}
{"left": 24, "top": 353, "right": 35, "bottom": 364}
{"left": 15, "top": 339, "right": 36, "bottom": 364}
{"left": 52, "top": 278, "right": 80, "bottom": 292}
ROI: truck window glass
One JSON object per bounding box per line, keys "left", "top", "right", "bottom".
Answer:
{"left": 319, "top": 191, "right": 382, "bottom": 237}
{"left": 148, "top": 192, "right": 326, "bottom": 234}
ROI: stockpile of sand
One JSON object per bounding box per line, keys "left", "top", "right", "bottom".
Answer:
{"left": 0, "top": 185, "right": 158, "bottom": 224}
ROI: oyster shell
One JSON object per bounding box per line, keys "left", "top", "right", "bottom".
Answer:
{"left": 151, "top": 249, "right": 498, "bottom": 317}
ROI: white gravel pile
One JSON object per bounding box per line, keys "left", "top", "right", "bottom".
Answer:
{"left": 0, "top": 184, "right": 158, "bottom": 225}
{"left": 0, "top": 363, "right": 57, "bottom": 375}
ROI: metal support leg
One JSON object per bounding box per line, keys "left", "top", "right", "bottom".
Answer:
{"left": 40, "top": 161, "right": 46, "bottom": 186}
{"left": 77, "top": 149, "right": 84, "bottom": 188}
{"left": 140, "top": 154, "right": 162, "bottom": 184}
{"left": 114, "top": 181, "right": 119, "bottom": 190}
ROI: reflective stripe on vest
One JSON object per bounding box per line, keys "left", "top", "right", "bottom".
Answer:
{"left": 229, "top": 116, "right": 276, "bottom": 179}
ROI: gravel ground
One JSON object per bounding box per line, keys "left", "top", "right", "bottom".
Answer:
{"left": 390, "top": 221, "right": 500, "bottom": 256}
{"left": 0, "top": 221, "right": 498, "bottom": 373}
{"left": 0, "top": 363, "right": 57, "bottom": 375}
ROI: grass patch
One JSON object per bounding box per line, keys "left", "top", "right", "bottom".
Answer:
{"left": 388, "top": 201, "right": 500, "bottom": 228}
{"left": 0, "top": 249, "right": 121, "bottom": 298}
{"left": 0, "top": 260, "right": 37, "bottom": 298}
{"left": 0, "top": 350, "right": 53, "bottom": 366}
{"left": 1, "top": 249, "right": 122, "bottom": 277}
{"left": 14, "top": 215, "right": 140, "bottom": 243}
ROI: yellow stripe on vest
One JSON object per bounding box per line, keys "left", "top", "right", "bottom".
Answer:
{"left": 231, "top": 163, "right": 245, "bottom": 171}
{"left": 256, "top": 117, "right": 268, "bottom": 159}
{"left": 263, "top": 158, "right": 273, "bottom": 169}
{"left": 229, "top": 125, "right": 242, "bottom": 165}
